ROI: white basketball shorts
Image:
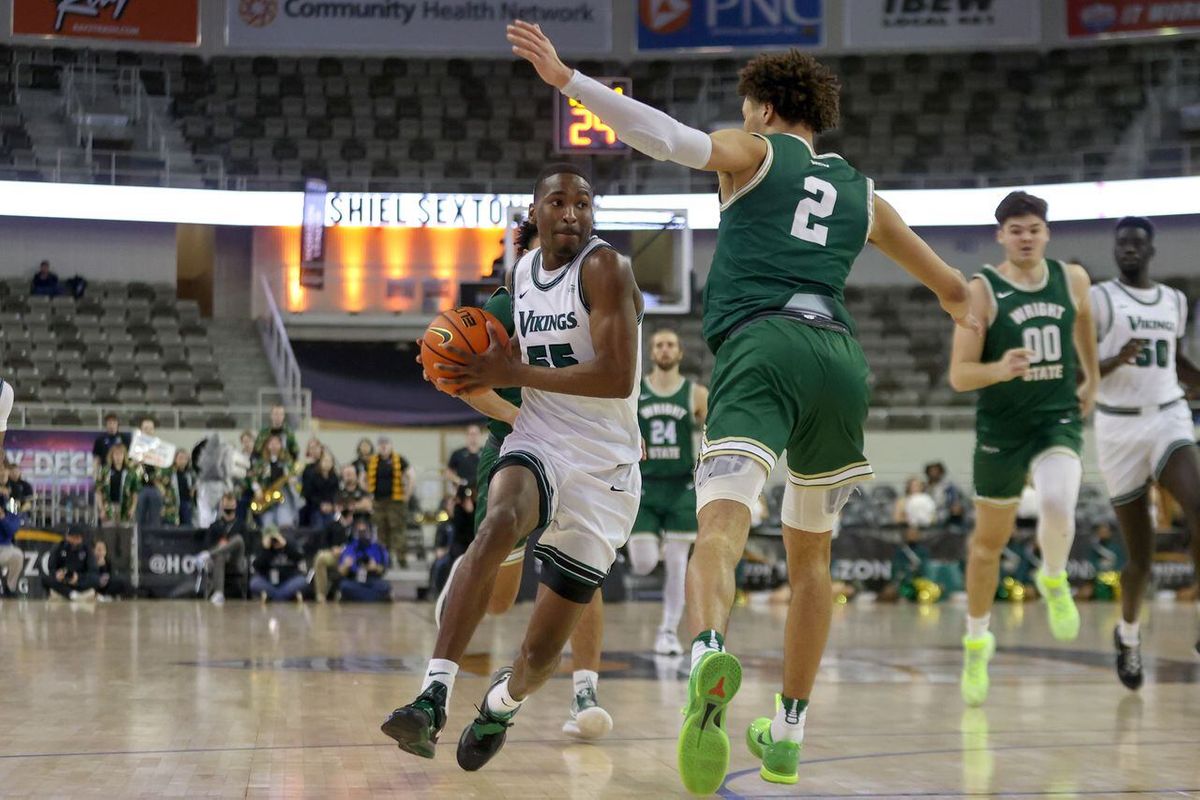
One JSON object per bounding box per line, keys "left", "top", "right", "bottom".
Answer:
{"left": 496, "top": 432, "right": 640, "bottom": 602}
{"left": 1095, "top": 400, "right": 1196, "bottom": 505}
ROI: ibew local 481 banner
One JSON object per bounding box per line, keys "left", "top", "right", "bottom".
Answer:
{"left": 227, "top": 0, "right": 612, "bottom": 54}
{"left": 844, "top": 0, "right": 1041, "bottom": 49}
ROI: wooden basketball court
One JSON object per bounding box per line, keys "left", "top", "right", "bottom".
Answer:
{"left": 1, "top": 598, "right": 1197, "bottom": 798}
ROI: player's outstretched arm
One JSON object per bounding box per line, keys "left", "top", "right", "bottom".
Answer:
{"left": 1068, "top": 264, "right": 1099, "bottom": 416}
{"left": 868, "top": 195, "right": 978, "bottom": 333}
{"left": 506, "top": 20, "right": 765, "bottom": 175}
{"left": 459, "top": 391, "right": 519, "bottom": 427}
{"left": 948, "top": 279, "right": 1032, "bottom": 392}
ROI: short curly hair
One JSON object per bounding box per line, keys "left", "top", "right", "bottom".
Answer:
{"left": 737, "top": 50, "right": 841, "bottom": 133}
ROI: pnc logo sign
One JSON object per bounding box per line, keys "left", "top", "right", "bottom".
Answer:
{"left": 641, "top": 0, "right": 691, "bottom": 34}
{"left": 239, "top": 0, "right": 278, "bottom": 27}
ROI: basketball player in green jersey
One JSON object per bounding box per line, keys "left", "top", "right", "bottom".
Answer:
{"left": 434, "top": 218, "right": 613, "bottom": 741}
{"left": 630, "top": 328, "right": 708, "bottom": 657}
{"left": 949, "top": 191, "right": 1100, "bottom": 707}
{"left": 509, "top": 21, "right": 976, "bottom": 792}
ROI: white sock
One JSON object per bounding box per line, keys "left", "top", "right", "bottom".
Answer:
{"left": 573, "top": 669, "right": 598, "bottom": 697}
{"left": 770, "top": 698, "right": 807, "bottom": 744}
{"left": 420, "top": 658, "right": 459, "bottom": 705}
{"left": 967, "top": 614, "right": 991, "bottom": 640}
{"left": 485, "top": 673, "right": 524, "bottom": 716}
{"left": 1118, "top": 619, "right": 1140, "bottom": 647}
{"left": 660, "top": 538, "right": 690, "bottom": 633}
{"left": 691, "top": 630, "right": 723, "bottom": 671}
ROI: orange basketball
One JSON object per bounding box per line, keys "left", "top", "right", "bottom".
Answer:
{"left": 421, "top": 307, "right": 509, "bottom": 395}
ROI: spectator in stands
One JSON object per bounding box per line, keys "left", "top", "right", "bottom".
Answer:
{"left": 430, "top": 485, "right": 476, "bottom": 595}
{"left": 166, "top": 449, "right": 196, "bottom": 527}
{"left": 42, "top": 526, "right": 97, "bottom": 602}
{"left": 0, "top": 483, "right": 23, "bottom": 598}
{"left": 446, "top": 424, "right": 483, "bottom": 492}
{"left": 251, "top": 434, "right": 299, "bottom": 530}
{"left": 96, "top": 442, "right": 139, "bottom": 526}
{"left": 880, "top": 527, "right": 934, "bottom": 603}
{"left": 250, "top": 527, "right": 307, "bottom": 603}
{"left": 239, "top": 429, "right": 256, "bottom": 460}
{"left": 196, "top": 492, "right": 249, "bottom": 605}
{"left": 337, "top": 512, "right": 391, "bottom": 602}
{"left": 30, "top": 260, "right": 59, "bottom": 297}
{"left": 300, "top": 449, "right": 339, "bottom": 529}
{"left": 893, "top": 478, "right": 937, "bottom": 533}
{"left": 138, "top": 416, "right": 157, "bottom": 437}
{"left": 93, "top": 540, "right": 131, "bottom": 600}
{"left": 351, "top": 437, "right": 374, "bottom": 480}
{"left": 310, "top": 489, "right": 359, "bottom": 603}
{"left": 92, "top": 413, "right": 130, "bottom": 471}
{"left": 924, "top": 461, "right": 965, "bottom": 531}
{"left": 338, "top": 463, "right": 367, "bottom": 508}
{"left": 364, "top": 436, "right": 412, "bottom": 568}
{"left": 254, "top": 405, "right": 299, "bottom": 464}
{"left": 5, "top": 461, "right": 31, "bottom": 512}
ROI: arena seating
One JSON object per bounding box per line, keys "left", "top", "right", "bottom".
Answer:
{"left": 0, "top": 279, "right": 226, "bottom": 426}
{"left": 1, "top": 39, "right": 1197, "bottom": 192}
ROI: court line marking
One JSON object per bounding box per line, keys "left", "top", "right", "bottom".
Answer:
{"left": 718, "top": 738, "right": 1200, "bottom": 798}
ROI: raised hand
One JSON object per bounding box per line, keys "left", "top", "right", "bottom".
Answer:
{"left": 506, "top": 20, "right": 573, "bottom": 90}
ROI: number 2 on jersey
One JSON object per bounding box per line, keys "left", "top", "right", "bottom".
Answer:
{"left": 790, "top": 176, "right": 838, "bottom": 246}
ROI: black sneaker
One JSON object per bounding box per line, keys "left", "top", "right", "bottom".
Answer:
{"left": 456, "top": 667, "right": 518, "bottom": 772}
{"left": 381, "top": 681, "right": 448, "bottom": 759}
{"left": 1113, "top": 626, "right": 1143, "bottom": 691}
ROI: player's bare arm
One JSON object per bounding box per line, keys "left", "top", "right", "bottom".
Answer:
{"left": 1176, "top": 349, "right": 1200, "bottom": 393}
{"left": 506, "top": 21, "right": 763, "bottom": 178}
{"left": 1068, "top": 263, "right": 1099, "bottom": 416}
{"left": 460, "top": 391, "right": 519, "bottom": 427}
{"left": 868, "top": 195, "right": 979, "bottom": 334}
{"left": 948, "top": 278, "right": 1032, "bottom": 391}
{"left": 1098, "top": 338, "right": 1145, "bottom": 377}
{"left": 442, "top": 249, "right": 640, "bottom": 398}
{"left": 693, "top": 384, "right": 710, "bottom": 425}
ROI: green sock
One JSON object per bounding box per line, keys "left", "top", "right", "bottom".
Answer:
{"left": 691, "top": 629, "right": 724, "bottom": 670}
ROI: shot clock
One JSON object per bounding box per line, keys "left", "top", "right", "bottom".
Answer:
{"left": 554, "top": 77, "right": 632, "bottom": 155}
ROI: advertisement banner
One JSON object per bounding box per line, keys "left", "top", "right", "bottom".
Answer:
{"left": 137, "top": 526, "right": 208, "bottom": 598}
{"left": 12, "top": 0, "right": 200, "bottom": 45}
{"left": 844, "top": 0, "right": 1041, "bottom": 49}
{"left": 638, "top": 0, "right": 823, "bottom": 51}
{"left": 226, "top": 0, "right": 612, "bottom": 55}
{"left": 3, "top": 429, "right": 96, "bottom": 495}
{"left": 1067, "top": 0, "right": 1200, "bottom": 38}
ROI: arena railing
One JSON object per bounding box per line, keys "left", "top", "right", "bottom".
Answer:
{"left": 8, "top": 400, "right": 308, "bottom": 433}
{"left": 256, "top": 274, "right": 307, "bottom": 427}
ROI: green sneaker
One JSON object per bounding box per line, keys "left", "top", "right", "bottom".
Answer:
{"left": 456, "top": 667, "right": 518, "bottom": 772}
{"left": 1035, "top": 569, "right": 1080, "bottom": 641}
{"left": 677, "top": 650, "right": 742, "bottom": 795}
{"left": 380, "top": 681, "right": 448, "bottom": 759}
{"left": 961, "top": 632, "right": 996, "bottom": 707}
{"left": 746, "top": 702, "right": 801, "bottom": 785}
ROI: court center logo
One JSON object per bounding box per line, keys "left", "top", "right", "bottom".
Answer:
{"left": 641, "top": 0, "right": 691, "bottom": 34}
{"left": 239, "top": 0, "right": 278, "bottom": 27}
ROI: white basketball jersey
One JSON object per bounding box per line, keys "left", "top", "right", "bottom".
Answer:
{"left": 1092, "top": 279, "right": 1187, "bottom": 407}
{"left": 510, "top": 236, "right": 642, "bottom": 472}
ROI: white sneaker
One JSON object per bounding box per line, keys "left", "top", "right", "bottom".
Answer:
{"left": 210, "top": 591, "right": 225, "bottom": 606}
{"left": 70, "top": 589, "right": 97, "bottom": 602}
{"left": 434, "top": 556, "right": 465, "bottom": 630}
{"left": 654, "top": 628, "right": 684, "bottom": 656}
{"left": 562, "top": 685, "right": 613, "bottom": 740}
{"left": 96, "top": 594, "right": 113, "bottom": 603}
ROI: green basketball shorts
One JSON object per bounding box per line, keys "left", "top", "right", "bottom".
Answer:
{"left": 701, "top": 317, "right": 874, "bottom": 489}
{"left": 972, "top": 415, "right": 1083, "bottom": 504}
{"left": 474, "top": 434, "right": 527, "bottom": 565}
{"left": 632, "top": 476, "right": 697, "bottom": 540}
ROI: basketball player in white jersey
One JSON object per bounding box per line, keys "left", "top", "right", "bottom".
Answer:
{"left": 1092, "top": 216, "right": 1200, "bottom": 687}
{"left": 382, "top": 164, "right": 644, "bottom": 772}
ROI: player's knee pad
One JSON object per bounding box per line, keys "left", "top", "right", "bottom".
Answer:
{"left": 781, "top": 483, "right": 855, "bottom": 532}
{"left": 626, "top": 534, "right": 661, "bottom": 576}
{"left": 1032, "top": 452, "right": 1081, "bottom": 530}
{"left": 695, "top": 455, "right": 768, "bottom": 515}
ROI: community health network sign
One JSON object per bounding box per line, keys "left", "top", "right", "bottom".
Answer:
{"left": 637, "top": 0, "right": 823, "bottom": 51}
{"left": 226, "top": 0, "right": 612, "bottom": 54}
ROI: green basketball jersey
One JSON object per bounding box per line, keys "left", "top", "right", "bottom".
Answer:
{"left": 702, "top": 132, "right": 873, "bottom": 353}
{"left": 976, "top": 260, "right": 1079, "bottom": 434}
{"left": 638, "top": 376, "right": 695, "bottom": 479}
{"left": 481, "top": 287, "right": 521, "bottom": 440}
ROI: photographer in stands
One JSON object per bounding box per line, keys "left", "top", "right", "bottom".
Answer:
{"left": 42, "top": 526, "right": 97, "bottom": 602}
{"left": 196, "top": 491, "right": 250, "bottom": 605}
{"left": 250, "top": 526, "right": 308, "bottom": 603}
{"left": 0, "top": 482, "right": 23, "bottom": 598}
{"left": 336, "top": 511, "right": 391, "bottom": 602}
